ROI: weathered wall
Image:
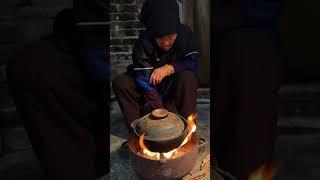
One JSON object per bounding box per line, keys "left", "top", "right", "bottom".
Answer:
{"left": 193, "top": 0, "right": 210, "bottom": 86}
{"left": 109, "top": 0, "right": 145, "bottom": 80}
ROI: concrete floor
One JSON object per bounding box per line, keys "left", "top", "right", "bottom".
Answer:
{"left": 273, "top": 117, "right": 320, "bottom": 180}
{"left": 1, "top": 103, "right": 320, "bottom": 179}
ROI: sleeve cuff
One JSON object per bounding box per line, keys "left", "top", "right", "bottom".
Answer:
{"left": 170, "top": 61, "right": 187, "bottom": 73}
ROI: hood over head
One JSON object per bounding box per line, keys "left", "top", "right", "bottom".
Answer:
{"left": 139, "top": 0, "right": 181, "bottom": 38}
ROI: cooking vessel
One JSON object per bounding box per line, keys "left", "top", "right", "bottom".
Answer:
{"left": 131, "top": 108, "right": 190, "bottom": 152}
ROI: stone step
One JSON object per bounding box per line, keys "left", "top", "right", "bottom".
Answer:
{"left": 279, "top": 83, "right": 320, "bottom": 101}
{"left": 279, "top": 83, "right": 320, "bottom": 117}
{"left": 110, "top": 87, "right": 210, "bottom": 102}
{"left": 0, "top": 127, "right": 32, "bottom": 154}
{"left": 278, "top": 117, "right": 320, "bottom": 129}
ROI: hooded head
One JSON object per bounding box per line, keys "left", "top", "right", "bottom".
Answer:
{"left": 140, "top": 0, "right": 180, "bottom": 38}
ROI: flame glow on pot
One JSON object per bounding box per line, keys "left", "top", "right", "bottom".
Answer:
{"left": 139, "top": 113, "right": 197, "bottom": 160}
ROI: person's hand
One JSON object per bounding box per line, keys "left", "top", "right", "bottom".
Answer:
{"left": 149, "top": 64, "right": 174, "bottom": 85}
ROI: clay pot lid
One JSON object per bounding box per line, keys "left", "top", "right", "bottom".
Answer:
{"left": 132, "top": 108, "right": 187, "bottom": 141}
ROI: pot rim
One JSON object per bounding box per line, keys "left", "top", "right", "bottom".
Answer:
{"left": 131, "top": 114, "right": 190, "bottom": 142}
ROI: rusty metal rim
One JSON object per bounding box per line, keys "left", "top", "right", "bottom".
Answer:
{"left": 128, "top": 132, "right": 198, "bottom": 161}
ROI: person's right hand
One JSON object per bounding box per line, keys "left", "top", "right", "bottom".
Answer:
{"left": 149, "top": 64, "right": 174, "bottom": 85}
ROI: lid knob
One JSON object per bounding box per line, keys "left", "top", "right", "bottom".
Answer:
{"left": 151, "top": 108, "right": 168, "bottom": 119}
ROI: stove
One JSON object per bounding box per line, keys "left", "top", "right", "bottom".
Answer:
{"left": 128, "top": 132, "right": 199, "bottom": 180}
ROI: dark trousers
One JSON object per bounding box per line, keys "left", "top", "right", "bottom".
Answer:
{"left": 112, "top": 70, "right": 198, "bottom": 125}
{"left": 213, "top": 28, "right": 284, "bottom": 179}
{"left": 6, "top": 40, "right": 108, "bottom": 180}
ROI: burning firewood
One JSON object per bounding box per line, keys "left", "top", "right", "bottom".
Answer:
{"left": 182, "top": 154, "right": 210, "bottom": 180}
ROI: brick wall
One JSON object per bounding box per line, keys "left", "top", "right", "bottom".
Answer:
{"left": 109, "top": 0, "right": 146, "bottom": 80}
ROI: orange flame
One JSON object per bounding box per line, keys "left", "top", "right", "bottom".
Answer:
{"left": 180, "top": 113, "right": 197, "bottom": 147}
{"left": 162, "top": 148, "right": 179, "bottom": 159}
{"left": 249, "top": 164, "right": 278, "bottom": 180}
{"left": 138, "top": 113, "right": 197, "bottom": 160}
{"left": 139, "top": 133, "right": 160, "bottom": 160}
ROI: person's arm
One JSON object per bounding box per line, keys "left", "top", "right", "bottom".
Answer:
{"left": 169, "top": 27, "right": 199, "bottom": 74}
{"left": 132, "top": 41, "right": 164, "bottom": 109}
{"left": 148, "top": 27, "right": 199, "bottom": 86}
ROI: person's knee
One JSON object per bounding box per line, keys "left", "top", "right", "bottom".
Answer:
{"left": 176, "top": 70, "right": 198, "bottom": 88}
{"left": 111, "top": 73, "right": 133, "bottom": 92}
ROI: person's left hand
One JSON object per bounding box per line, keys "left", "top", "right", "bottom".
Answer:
{"left": 149, "top": 65, "right": 174, "bottom": 85}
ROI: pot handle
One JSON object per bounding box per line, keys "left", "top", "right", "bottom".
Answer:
{"left": 151, "top": 108, "right": 168, "bottom": 119}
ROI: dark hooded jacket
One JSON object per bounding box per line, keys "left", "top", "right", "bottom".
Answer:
{"left": 129, "top": 0, "right": 199, "bottom": 109}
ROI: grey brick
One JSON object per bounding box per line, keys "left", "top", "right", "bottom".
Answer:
{"left": 111, "top": 53, "right": 132, "bottom": 63}
{"left": 110, "top": 30, "right": 137, "bottom": 38}
{"left": 110, "top": 13, "right": 137, "bottom": 21}
{"left": 136, "top": 29, "right": 145, "bottom": 36}
{"left": 121, "top": 13, "right": 138, "bottom": 21}
{"left": 110, "top": 62, "right": 130, "bottom": 78}
{"left": 128, "top": 45, "right": 134, "bottom": 52}
{"left": 135, "top": 2, "right": 144, "bottom": 10}
{"left": 135, "top": 0, "right": 146, "bottom": 3}
{"left": 109, "top": 0, "right": 147, "bottom": 78}
{"left": 110, "top": 4, "right": 119, "bottom": 13}
{"left": 110, "top": 13, "right": 120, "bottom": 21}
{"left": 123, "top": 38, "right": 138, "bottom": 45}
{"left": 110, "top": 53, "right": 118, "bottom": 61}
{"left": 111, "top": 0, "right": 134, "bottom": 4}
{"left": 119, "top": 4, "right": 139, "bottom": 13}
{"left": 110, "top": 38, "right": 122, "bottom": 45}
{"left": 113, "top": 21, "right": 144, "bottom": 30}
{"left": 111, "top": 21, "right": 144, "bottom": 30}
{"left": 110, "top": 45, "right": 130, "bottom": 53}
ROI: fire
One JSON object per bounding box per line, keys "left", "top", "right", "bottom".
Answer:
{"left": 162, "top": 148, "right": 179, "bottom": 159}
{"left": 180, "top": 113, "right": 197, "bottom": 147}
{"left": 248, "top": 164, "right": 278, "bottom": 180}
{"left": 139, "top": 133, "right": 160, "bottom": 160}
{"left": 139, "top": 113, "right": 197, "bottom": 160}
